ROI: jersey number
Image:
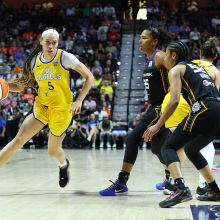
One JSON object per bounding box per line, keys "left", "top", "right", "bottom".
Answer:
{"left": 143, "top": 79, "right": 149, "bottom": 89}
{"left": 48, "top": 82, "right": 54, "bottom": 90}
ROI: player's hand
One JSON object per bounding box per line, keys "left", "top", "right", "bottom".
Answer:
{"left": 70, "top": 100, "right": 82, "bottom": 116}
{"left": 143, "top": 124, "right": 160, "bottom": 142}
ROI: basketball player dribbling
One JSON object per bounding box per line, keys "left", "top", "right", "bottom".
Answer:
{"left": 0, "top": 28, "right": 94, "bottom": 188}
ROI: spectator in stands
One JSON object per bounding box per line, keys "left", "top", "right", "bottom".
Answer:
{"left": 83, "top": 3, "right": 92, "bottom": 17}
{"left": 104, "top": 2, "right": 116, "bottom": 17}
{"left": 65, "top": 36, "right": 74, "bottom": 52}
{"left": 94, "top": 105, "right": 108, "bottom": 121}
{"left": 111, "top": 15, "right": 121, "bottom": 28}
{"left": 100, "top": 89, "right": 110, "bottom": 102}
{"left": 147, "top": 3, "right": 159, "bottom": 19}
{"left": 96, "top": 43, "right": 106, "bottom": 57}
{"left": 106, "top": 72, "right": 116, "bottom": 87}
{"left": 23, "top": 100, "right": 33, "bottom": 113}
{"left": 106, "top": 41, "right": 118, "bottom": 58}
{"left": 76, "top": 75, "right": 86, "bottom": 89}
{"left": 170, "top": 3, "right": 178, "bottom": 17}
{"left": 83, "top": 95, "right": 96, "bottom": 109}
{"left": 178, "top": 26, "right": 190, "bottom": 43}
{"left": 108, "top": 28, "right": 120, "bottom": 43}
{"left": 8, "top": 41, "right": 19, "bottom": 56}
{"left": 7, "top": 69, "right": 18, "bottom": 82}
{"left": 0, "top": 102, "right": 8, "bottom": 121}
{"left": 212, "top": 15, "right": 220, "bottom": 29}
{"left": 8, "top": 100, "right": 20, "bottom": 120}
{"left": 92, "top": 73, "right": 102, "bottom": 90}
{"left": 24, "top": 88, "right": 35, "bottom": 101}
{"left": 93, "top": 2, "right": 103, "bottom": 17}
{"left": 128, "top": 114, "right": 141, "bottom": 135}
{"left": 3, "top": 93, "right": 17, "bottom": 110}
{"left": 178, "top": 1, "right": 188, "bottom": 15}
{"left": 189, "top": 27, "right": 201, "bottom": 44}
{"left": 66, "top": 4, "right": 76, "bottom": 18}
{"left": 112, "top": 113, "right": 127, "bottom": 148}
{"left": 168, "top": 20, "right": 179, "bottom": 33}
{"left": 87, "top": 25, "right": 97, "bottom": 43}
{"left": 87, "top": 44, "right": 95, "bottom": 55}
{"left": 99, "top": 115, "right": 113, "bottom": 148}
{"left": 100, "top": 80, "right": 113, "bottom": 100}
{"left": 0, "top": 66, "right": 7, "bottom": 79}
{"left": 104, "top": 15, "right": 111, "bottom": 27}
{"left": 0, "top": 42, "right": 7, "bottom": 58}
{"left": 63, "top": 122, "right": 88, "bottom": 148}
{"left": 191, "top": 42, "right": 200, "bottom": 59}
{"left": 17, "top": 93, "right": 28, "bottom": 110}
{"left": 14, "top": 63, "right": 21, "bottom": 76}
{"left": 2, "top": 62, "right": 11, "bottom": 75}
{"left": 83, "top": 105, "right": 96, "bottom": 118}
{"left": 97, "top": 29, "right": 107, "bottom": 43}
{"left": 0, "top": 116, "right": 6, "bottom": 146}
{"left": 91, "top": 60, "right": 103, "bottom": 74}
{"left": 101, "top": 101, "right": 111, "bottom": 116}
{"left": 43, "top": 0, "right": 53, "bottom": 9}
{"left": 74, "top": 41, "right": 84, "bottom": 55}
{"left": 98, "top": 21, "right": 109, "bottom": 34}
{"left": 86, "top": 113, "right": 99, "bottom": 148}
{"left": 179, "top": 22, "right": 191, "bottom": 32}
{"left": 187, "top": 1, "right": 198, "bottom": 12}
{"left": 7, "top": 56, "right": 16, "bottom": 69}
{"left": 106, "top": 52, "right": 117, "bottom": 71}
{"left": 97, "top": 94, "right": 111, "bottom": 108}
{"left": 17, "top": 54, "right": 26, "bottom": 68}
{"left": 14, "top": 47, "right": 27, "bottom": 61}
{"left": 201, "top": 29, "right": 211, "bottom": 43}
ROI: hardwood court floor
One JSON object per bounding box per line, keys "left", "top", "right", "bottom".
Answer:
{"left": 0, "top": 148, "right": 219, "bottom": 220}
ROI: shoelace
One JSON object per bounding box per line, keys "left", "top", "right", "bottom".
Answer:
{"left": 106, "top": 180, "right": 119, "bottom": 190}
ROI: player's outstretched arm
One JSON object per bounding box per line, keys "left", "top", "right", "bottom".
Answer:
{"left": 8, "top": 82, "right": 25, "bottom": 93}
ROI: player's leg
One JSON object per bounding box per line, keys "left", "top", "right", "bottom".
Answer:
{"left": 48, "top": 132, "right": 70, "bottom": 188}
{"left": 196, "top": 142, "right": 215, "bottom": 198}
{"left": 0, "top": 113, "right": 44, "bottom": 168}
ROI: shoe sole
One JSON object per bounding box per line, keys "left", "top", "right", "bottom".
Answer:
{"left": 100, "top": 191, "right": 129, "bottom": 196}
{"left": 159, "top": 195, "right": 192, "bottom": 208}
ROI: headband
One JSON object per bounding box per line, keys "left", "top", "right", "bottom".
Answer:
{"left": 41, "top": 29, "right": 59, "bottom": 38}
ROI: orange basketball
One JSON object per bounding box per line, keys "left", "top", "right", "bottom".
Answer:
{"left": 0, "top": 78, "right": 9, "bottom": 101}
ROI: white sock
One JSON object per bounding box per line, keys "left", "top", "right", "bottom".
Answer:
{"left": 59, "top": 159, "right": 67, "bottom": 168}
{"left": 199, "top": 142, "right": 215, "bottom": 188}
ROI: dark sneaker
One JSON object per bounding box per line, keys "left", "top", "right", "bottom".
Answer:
{"left": 99, "top": 179, "right": 129, "bottom": 196}
{"left": 195, "top": 184, "right": 210, "bottom": 199}
{"left": 159, "top": 187, "right": 192, "bottom": 208}
{"left": 197, "top": 190, "right": 220, "bottom": 201}
{"left": 163, "top": 182, "right": 177, "bottom": 195}
{"left": 59, "top": 158, "right": 70, "bottom": 188}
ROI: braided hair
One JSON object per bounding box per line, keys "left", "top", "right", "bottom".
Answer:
{"left": 201, "top": 37, "right": 219, "bottom": 60}
{"left": 146, "top": 27, "right": 172, "bottom": 48}
{"left": 167, "top": 41, "right": 189, "bottom": 63}
{"left": 14, "top": 27, "right": 58, "bottom": 87}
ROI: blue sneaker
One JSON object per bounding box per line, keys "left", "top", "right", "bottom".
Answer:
{"left": 99, "top": 179, "right": 129, "bottom": 196}
{"left": 156, "top": 179, "right": 169, "bottom": 190}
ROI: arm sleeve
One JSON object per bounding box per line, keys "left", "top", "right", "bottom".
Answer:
{"left": 61, "top": 51, "right": 80, "bottom": 70}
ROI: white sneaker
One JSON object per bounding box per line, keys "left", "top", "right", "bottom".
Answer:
{"left": 112, "top": 144, "right": 117, "bottom": 148}
{"left": 92, "top": 143, "right": 96, "bottom": 148}
{"left": 87, "top": 136, "right": 92, "bottom": 142}
{"left": 142, "top": 142, "right": 147, "bottom": 148}
{"left": 107, "top": 142, "right": 111, "bottom": 148}
{"left": 123, "top": 144, "right": 126, "bottom": 148}
{"left": 99, "top": 142, "right": 104, "bottom": 148}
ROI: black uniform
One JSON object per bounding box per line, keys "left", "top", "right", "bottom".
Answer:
{"left": 161, "top": 63, "right": 220, "bottom": 170}
{"left": 124, "top": 50, "right": 169, "bottom": 165}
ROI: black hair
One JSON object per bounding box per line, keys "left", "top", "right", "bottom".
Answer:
{"left": 14, "top": 27, "right": 58, "bottom": 87}
{"left": 201, "top": 37, "right": 219, "bottom": 60}
{"left": 146, "top": 27, "right": 172, "bottom": 48}
{"left": 167, "top": 41, "right": 189, "bottom": 63}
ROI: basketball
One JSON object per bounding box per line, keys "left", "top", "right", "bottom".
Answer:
{"left": 0, "top": 78, "right": 9, "bottom": 101}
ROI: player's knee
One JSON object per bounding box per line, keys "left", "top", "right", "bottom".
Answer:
{"left": 48, "top": 149, "right": 57, "bottom": 157}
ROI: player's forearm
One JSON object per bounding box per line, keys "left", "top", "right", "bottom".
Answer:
{"left": 8, "top": 83, "right": 25, "bottom": 92}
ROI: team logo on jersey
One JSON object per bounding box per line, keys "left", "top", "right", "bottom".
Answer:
{"left": 191, "top": 101, "right": 201, "bottom": 113}
{"left": 53, "top": 62, "right": 58, "bottom": 66}
{"left": 45, "top": 92, "right": 49, "bottom": 97}
{"left": 148, "top": 61, "right": 152, "bottom": 67}
{"left": 203, "top": 80, "right": 215, "bottom": 87}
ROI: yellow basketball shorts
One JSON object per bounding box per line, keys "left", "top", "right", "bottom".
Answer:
{"left": 161, "top": 92, "right": 190, "bottom": 129}
{"left": 33, "top": 100, "right": 72, "bottom": 137}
